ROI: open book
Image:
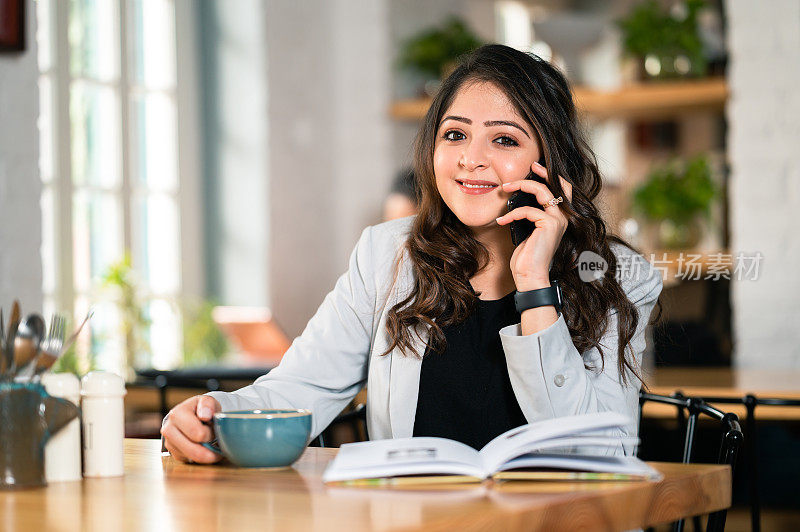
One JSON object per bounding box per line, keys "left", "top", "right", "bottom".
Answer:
{"left": 323, "top": 412, "right": 662, "bottom": 486}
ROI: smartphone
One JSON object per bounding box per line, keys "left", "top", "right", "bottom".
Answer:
{"left": 507, "top": 162, "right": 550, "bottom": 246}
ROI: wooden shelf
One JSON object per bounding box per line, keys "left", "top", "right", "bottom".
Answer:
{"left": 390, "top": 78, "right": 728, "bottom": 122}
{"left": 390, "top": 98, "right": 434, "bottom": 121}
{"left": 575, "top": 78, "right": 728, "bottom": 120}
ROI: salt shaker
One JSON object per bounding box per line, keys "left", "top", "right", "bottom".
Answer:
{"left": 41, "top": 373, "right": 83, "bottom": 482}
{"left": 81, "top": 371, "right": 127, "bottom": 477}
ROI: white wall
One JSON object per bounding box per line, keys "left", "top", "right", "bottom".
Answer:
{"left": 0, "top": 0, "right": 42, "bottom": 312}
{"left": 265, "top": 0, "right": 392, "bottom": 336}
{"left": 203, "top": 0, "right": 270, "bottom": 308}
{"left": 726, "top": 0, "right": 800, "bottom": 368}
{"left": 203, "top": 1, "right": 393, "bottom": 336}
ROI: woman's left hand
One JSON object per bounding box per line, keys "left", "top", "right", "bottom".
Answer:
{"left": 496, "top": 161, "right": 573, "bottom": 291}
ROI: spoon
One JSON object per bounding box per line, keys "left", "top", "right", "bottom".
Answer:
{"left": 13, "top": 313, "right": 45, "bottom": 379}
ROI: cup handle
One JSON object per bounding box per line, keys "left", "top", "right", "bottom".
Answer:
{"left": 199, "top": 420, "right": 222, "bottom": 455}
{"left": 201, "top": 439, "right": 223, "bottom": 455}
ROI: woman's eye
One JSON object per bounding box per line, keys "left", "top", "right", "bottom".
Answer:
{"left": 495, "top": 136, "right": 518, "bottom": 147}
{"left": 442, "top": 130, "right": 465, "bottom": 141}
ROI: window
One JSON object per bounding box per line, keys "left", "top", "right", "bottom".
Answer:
{"left": 37, "top": 0, "right": 187, "bottom": 377}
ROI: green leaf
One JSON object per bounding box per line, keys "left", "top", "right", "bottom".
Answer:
{"left": 632, "top": 154, "right": 719, "bottom": 224}
{"left": 397, "top": 16, "right": 483, "bottom": 79}
{"left": 181, "top": 299, "right": 229, "bottom": 367}
{"left": 616, "top": 0, "right": 708, "bottom": 77}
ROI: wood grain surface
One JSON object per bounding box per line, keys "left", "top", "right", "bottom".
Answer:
{"left": 0, "top": 439, "right": 731, "bottom": 531}
{"left": 390, "top": 79, "right": 728, "bottom": 122}
{"left": 645, "top": 368, "right": 800, "bottom": 421}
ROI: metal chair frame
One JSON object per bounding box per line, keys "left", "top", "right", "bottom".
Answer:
{"left": 150, "top": 375, "right": 222, "bottom": 419}
{"left": 673, "top": 393, "right": 800, "bottom": 532}
{"left": 639, "top": 391, "right": 743, "bottom": 532}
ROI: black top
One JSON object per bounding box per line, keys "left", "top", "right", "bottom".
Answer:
{"left": 412, "top": 290, "right": 528, "bottom": 450}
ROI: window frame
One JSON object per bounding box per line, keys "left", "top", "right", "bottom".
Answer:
{"left": 38, "top": 0, "right": 204, "bottom": 372}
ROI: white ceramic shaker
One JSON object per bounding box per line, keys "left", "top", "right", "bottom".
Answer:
{"left": 80, "top": 371, "right": 127, "bottom": 477}
{"left": 41, "top": 372, "right": 83, "bottom": 482}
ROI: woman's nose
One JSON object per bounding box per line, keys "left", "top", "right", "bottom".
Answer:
{"left": 458, "top": 140, "right": 488, "bottom": 171}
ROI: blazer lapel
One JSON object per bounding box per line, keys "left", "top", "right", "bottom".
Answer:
{"left": 388, "top": 323, "right": 429, "bottom": 438}
{"left": 386, "top": 249, "right": 431, "bottom": 439}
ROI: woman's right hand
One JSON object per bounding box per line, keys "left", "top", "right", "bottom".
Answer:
{"left": 160, "top": 395, "right": 223, "bottom": 464}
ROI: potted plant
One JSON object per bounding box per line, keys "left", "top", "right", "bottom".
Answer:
{"left": 632, "top": 154, "right": 718, "bottom": 249}
{"left": 617, "top": 0, "right": 708, "bottom": 80}
{"left": 100, "top": 254, "right": 151, "bottom": 381}
{"left": 181, "top": 299, "right": 229, "bottom": 367}
{"left": 397, "top": 16, "right": 483, "bottom": 96}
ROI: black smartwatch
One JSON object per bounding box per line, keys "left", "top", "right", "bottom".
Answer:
{"left": 514, "top": 280, "right": 562, "bottom": 314}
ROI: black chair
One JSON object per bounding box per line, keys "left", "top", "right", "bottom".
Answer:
{"left": 638, "top": 391, "right": 744, "bottom": 532}
{"left": 313, "top": 403, "right": 368, "bottom": 448}
{"left": 135, "top": 366, "right": 274, "bottom": 420}
{"left": 676, "top": 393, "right": 800, "bottom": 532}
{"left": 129, "top": 374, "right": 222, "bottom": 420}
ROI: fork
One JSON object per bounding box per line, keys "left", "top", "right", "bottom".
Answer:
{"left": 32, "top": 313, "right": 67, "bottom": 381}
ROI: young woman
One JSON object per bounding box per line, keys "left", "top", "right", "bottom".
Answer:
{"left": 162, "top": 44, "right": 662, "bottom": 463}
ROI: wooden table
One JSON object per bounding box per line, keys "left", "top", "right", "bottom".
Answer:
{"left": 0, "top": 440, "right": 731, "bottom": 531}
{"left": 646, "top": 368, "right": 800, "bottom": 420}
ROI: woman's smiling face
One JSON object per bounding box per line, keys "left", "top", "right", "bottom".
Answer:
{"left": 434, "top": 81, "right": 542, "bottom": 230}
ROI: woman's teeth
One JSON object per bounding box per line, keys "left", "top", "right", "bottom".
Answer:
{"left": 460, "top": 183, "right": 495, "bottom": 188}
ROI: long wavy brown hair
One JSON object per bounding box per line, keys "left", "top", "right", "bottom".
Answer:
{"left": 381, "top": 44, "right": 660, "bottom": 385}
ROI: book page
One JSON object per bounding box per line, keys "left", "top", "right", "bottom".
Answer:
{"left": 477, "top": 411, "right": 630, "bottom": 471}
{"left": 492, "top": 453, "right": 662, "bottom": 481}
{"left": 481, "top": 435, "right": 640, "bottom": 473}
{"left": 322, "top": 437, "right": 485, "bottom": 482}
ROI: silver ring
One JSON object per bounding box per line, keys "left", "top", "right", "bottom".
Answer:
{"left": 543, "top": 196, "right": 564, "bottom": 208}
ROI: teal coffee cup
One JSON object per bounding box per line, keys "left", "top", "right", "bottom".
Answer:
{"left": 202, "top": 409, "right": 312, "bottom": 468}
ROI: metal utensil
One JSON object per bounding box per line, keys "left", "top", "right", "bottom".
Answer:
{"left": 14, "top": 314, "right": 45, "bottom": 379}
{"left": 4, "top": 301, "right": 20, "bottom": 380}
{"left": 32, "top": 313, "right": 67, "bottom": 380}
{"left": 60, "top": 309, "right": 94, "bottom": 356}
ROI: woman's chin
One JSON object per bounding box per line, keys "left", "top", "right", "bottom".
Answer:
{"left": 455, "top": 213, "right": 503, "bottom": 230}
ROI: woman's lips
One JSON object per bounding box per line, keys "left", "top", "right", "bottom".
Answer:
{"left": 456, "top": 180, "right": 498, "bottom": 195}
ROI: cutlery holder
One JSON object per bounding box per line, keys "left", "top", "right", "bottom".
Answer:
{"left": 0, "top": 382, "right": 80, "bottom": 489}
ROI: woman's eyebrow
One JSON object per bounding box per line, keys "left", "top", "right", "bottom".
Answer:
{"left": 439, "top": 115, "right": 530, "bottom": 138}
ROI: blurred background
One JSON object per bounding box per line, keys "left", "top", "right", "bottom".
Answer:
{"left": 1, "top": 0, "right": 799, "bottom": 527}
{"left": 2, "top": 0, "right": 772, "bottom": 376}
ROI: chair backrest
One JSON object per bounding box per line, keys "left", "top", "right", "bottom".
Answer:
{"left": 638, "top": 391, "right": 743, "bottom": 532}
{"left": 152, "top": 374, "right": 222, "bottom": 419}
{"left": 674, "top": 393, "right": 800, "bottom": 532}
{"left": 312, "top": 403, "right": 367, "bottom": 448}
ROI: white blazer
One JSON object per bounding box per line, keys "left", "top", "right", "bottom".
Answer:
{"left": 207, "top": 215, "right": 663, "bottom": 455}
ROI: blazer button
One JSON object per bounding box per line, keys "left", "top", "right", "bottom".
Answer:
{"left": 553, "top": 374, "right": 566, "bottom": 387}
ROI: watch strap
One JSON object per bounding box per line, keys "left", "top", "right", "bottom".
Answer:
{"left": 514, "top": 281, "right": 562, "bottom": 313}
